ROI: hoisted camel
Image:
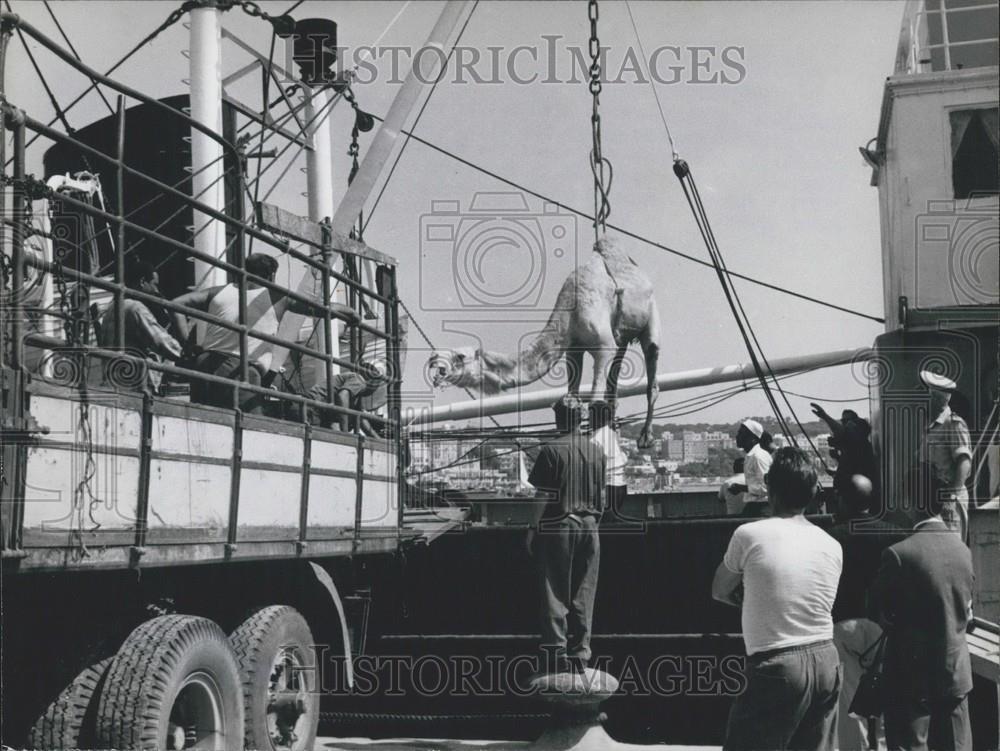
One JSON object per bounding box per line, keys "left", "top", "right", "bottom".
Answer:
{"left": 429, "top": 236, "right": 661, "bottom": 448}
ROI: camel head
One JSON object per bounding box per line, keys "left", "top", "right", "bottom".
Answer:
{"left": 427, "top": 347, "right": 510, "bottom": 394}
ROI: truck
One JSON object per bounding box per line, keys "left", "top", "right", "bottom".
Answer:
{"left": 0, "top": 8, "right": 443, "bottom": 748}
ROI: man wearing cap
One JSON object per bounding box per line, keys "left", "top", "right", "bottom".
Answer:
{"left": 527, "top": 394, "right": 606, "bottom": 674}
{"left": 729, "top": 419, "right": 773, "bottom": 518}
{"left": 918, "top": 371, "right": 972, "bottom": 539}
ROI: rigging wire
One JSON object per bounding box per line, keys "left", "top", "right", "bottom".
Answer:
{"left": 623, "top": 0, "right": 677, "bottom": 160}
{"left": 4, "top": 0, "right": 77, "bottom": 137}
{"left": 41, "top": 0, "right": 116, "bottom": 117}
{"left": 7, "top": 0, "right": 198, "bottom": 163}
{"left": 676, "top": 161, "right": 831, "bottom": 470}
{"left": 360, "top": 0, "right": 480, "bottom": 234}
{"left": 246, "top": 27, "right": 278, "bottom": 255}
{"left": 360, "top": 115, "right": 884, "bottom": 325}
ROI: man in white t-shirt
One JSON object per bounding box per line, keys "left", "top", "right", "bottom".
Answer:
{"left": 712, "top": 447, "right": 843, "bottom": 751}
{"left": 728, "top": 419, "right": 773, "bottom": 518}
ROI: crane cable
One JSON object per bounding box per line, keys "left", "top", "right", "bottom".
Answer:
{"left": 622, "top": 1, "right": 831, "bottom": 470}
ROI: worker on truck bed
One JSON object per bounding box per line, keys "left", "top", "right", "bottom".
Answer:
{"left": 306, "top": 359, "right": 388, "bottom": 436}
{"left": 171, "top": 253, "right": 359, "bottom": 413}
{"left": 96, "top": 256, "right": 182, "bottom": 394}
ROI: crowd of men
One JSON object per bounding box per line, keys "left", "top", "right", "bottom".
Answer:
{"left": 92, "top": 253, "right": 385, "bottom": 434}
{"left": 526, "top": 368, "right": 980, "bottom": 751}
{"left": 91, "top": 254, "right": 986, "bottom": 751}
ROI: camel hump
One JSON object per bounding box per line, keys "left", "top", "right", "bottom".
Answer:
{"left": 593, "top": 236, "right": 640, "bottom": 282}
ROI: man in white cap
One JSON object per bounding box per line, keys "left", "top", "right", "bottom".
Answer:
{"left": 729, "top": 419, "right": 773, "bottom": 517}
{"left": 919, "top": 370, "right": 972, "bottom": 539}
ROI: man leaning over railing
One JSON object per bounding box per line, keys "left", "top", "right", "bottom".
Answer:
{"left": 170, "top": 252, "right": 359, "bottom": 413}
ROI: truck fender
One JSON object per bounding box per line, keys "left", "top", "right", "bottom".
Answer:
{"left": 306, "top": 561, "right": 354, "bottom": 689}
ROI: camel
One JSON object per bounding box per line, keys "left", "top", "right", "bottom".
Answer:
{"left": 428, "top": 236, "right": 661, "bottom": 448}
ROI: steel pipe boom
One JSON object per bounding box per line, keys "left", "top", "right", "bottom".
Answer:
{"left": 405, "top": 347, "right": 873, "bottom": 425}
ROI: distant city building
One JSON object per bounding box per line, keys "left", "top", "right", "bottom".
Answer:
{"left": 683, "top": 439, "right": 709, "bottom": 462}
{"left": 665, "top": 439, "right": 684, "bottom": 461}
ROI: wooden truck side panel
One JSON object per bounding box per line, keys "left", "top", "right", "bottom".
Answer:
{"left": 13, "top": 379, "right": 401, "bottom": 572}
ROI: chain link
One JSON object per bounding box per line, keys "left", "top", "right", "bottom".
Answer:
{"left": 587, "top": 0, "right": 612, "bottom": 241}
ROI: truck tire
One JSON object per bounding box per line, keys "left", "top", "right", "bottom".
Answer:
{"left": 27, "top": 656, "right": 112, "bottom": 750}
{"left": 229, "top": 605, "right": 319, "bottom": 751}
{"left": 95, "top": 614, "right": 244, "bottom": 750}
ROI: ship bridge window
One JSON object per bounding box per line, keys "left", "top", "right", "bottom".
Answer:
{"left": 902, "top": 0, "right": 999, "bottom": 73}
{"left": 950, "top": 107, "right": 999, "bottom": 199}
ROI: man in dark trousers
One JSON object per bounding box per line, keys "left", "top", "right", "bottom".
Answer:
{"left": 869, "top": 483, "right": 976, "bottom": 751}
{"left": 527, "top": 394, "right": 606, "bottom": 674}
{"left": 828, "top": 478, "right": 906, "bottom": 750}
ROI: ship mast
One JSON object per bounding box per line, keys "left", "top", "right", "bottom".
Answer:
{"left": 188, "top": 0, "right": 227, "bottom": 289}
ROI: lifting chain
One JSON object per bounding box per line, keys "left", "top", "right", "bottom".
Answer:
{"left": 224, "top": 0, "right": 296, "bottom": 36}
{"left": 343, "top": 86, "right": 374, "bottom": 243}
{"left": 587, "top": 0, "right": 613, "bottom": 243}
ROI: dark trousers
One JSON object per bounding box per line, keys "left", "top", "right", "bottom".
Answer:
{"left": 535, "top": 515, "right": 600, "bottom": 668}
{"left": 724, "top": 640, "right": 841, "bottom": 751}
{"left": 190, "top": 350, "right": 265, "bottom": 413}
{"left": 884, "top": 694, "right": 971, "bottom": 751}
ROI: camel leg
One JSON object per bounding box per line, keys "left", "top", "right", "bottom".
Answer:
{"left": 565, "top": 347, "right": 584, "bottom": 395}
{"left": 590, "top": 343, "right": 618, "bottom": 403}
{"left": 637, "top": 301, "right": 661, "bottom": 449}
{"left": 604, "top": 344, "right": 629, "bottom": 406}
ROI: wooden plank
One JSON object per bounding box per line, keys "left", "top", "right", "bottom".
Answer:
{"left": 257, "top": 202, "right": 397, "bottom": 266}
{"left": 967, "top": 629, "right": 999, "bottom": 683}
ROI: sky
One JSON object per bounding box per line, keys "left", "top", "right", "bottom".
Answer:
{"left": 5, "top": 0, "right": 906, "bottom": 429}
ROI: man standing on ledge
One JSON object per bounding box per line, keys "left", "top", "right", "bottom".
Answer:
{"left": 528, "top": 394, "right": 606, "bottom": 674}
{"left": 918, "top": 370, "right": 972, "bottom": 540}
{"left": 713, "top": 447, "right": 843, "bottom": 751}
{"left": 729, "top": 419, "right": 773, "bottom": 518}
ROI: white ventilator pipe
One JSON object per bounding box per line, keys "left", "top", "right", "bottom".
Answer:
{"left": 405, "top": 348, "right": 874, "bottom": 425}
{"left": 297, "top": 84, "right": 340, "bottom": 383}
{"left": 189, "top": 2, "right": 227, "bottom": 289}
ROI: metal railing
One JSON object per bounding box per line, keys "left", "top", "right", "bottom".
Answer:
{"left": 0, "top": 12, "right": 402, "bottom": 435}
